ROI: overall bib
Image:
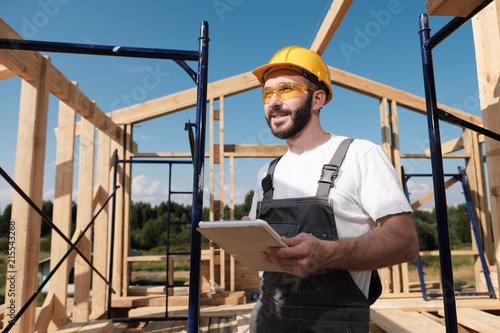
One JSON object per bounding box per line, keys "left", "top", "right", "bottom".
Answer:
{"left": 250, "top": 139, "right": 382, "bottom": 333}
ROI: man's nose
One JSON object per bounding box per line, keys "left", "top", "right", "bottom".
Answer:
{"left": 267, "top": 92, "right": 282, "bottom": 108}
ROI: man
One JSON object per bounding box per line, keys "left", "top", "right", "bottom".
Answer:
{"left": 247, "top": 46, "right": 419, "bottom": 332}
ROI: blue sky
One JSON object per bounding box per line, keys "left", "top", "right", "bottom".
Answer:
{"left": 0, "top": 0, "right": 483, "bottom": 212}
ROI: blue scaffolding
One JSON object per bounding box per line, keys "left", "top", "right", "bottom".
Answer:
{"left": 401, "top": 167, "right": 496, "bottom": 301}
{"left": 0, "top": 21, "right": 209, "bottom": 333}
{"left": 418, "top": 1, "right": 500, "bottom": 331}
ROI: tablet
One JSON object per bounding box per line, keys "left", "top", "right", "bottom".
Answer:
{"left": 197, "top": 219, "right": 287, "bottom": 272}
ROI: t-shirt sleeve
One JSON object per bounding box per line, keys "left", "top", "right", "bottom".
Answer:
{"left": 357, "top": 145, "right": 412, "bottom": 221}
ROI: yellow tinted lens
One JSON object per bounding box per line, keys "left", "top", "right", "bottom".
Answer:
{"left": 261, "top": 83, "right": 309, "bottom": 104}
{"left": 261, "top": 88, "right": 274, "bottom": 103}
{"left": 276, "top": 84, "right": 304, "bottom": 101}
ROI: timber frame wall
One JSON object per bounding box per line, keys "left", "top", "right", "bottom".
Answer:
{"left": 1, "top": 0, "right": 499, "bottom": 331}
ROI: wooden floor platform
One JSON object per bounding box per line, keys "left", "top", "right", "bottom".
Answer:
{"left": 54, "top": 296, "right": 500, "bottom": 332}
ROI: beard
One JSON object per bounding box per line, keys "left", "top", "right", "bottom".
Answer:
{"left": 266, "top": 92, "right": 313, "bottom": 139}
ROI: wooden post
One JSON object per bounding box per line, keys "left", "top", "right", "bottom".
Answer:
{"left": 229, "top": 156, "right": 235, "bottom": 292}
{"left": 73, "top": 102, "right": 96, "bottom": 322}
{"left": 91, "top": 119, "right": 112, "bottom": 318}
{"left": 208, "top": 99, "right": 215, "bottom": 285}
{"left": 122, "top": 125, "right": 133, "bottom": 297}
{"left": 4, "top": 56, "right": 50, "bottom": 332}
{"left": 110, "top": 125, "right": 125, "bottom": 297}
{"left": 219, "top": 96, "right": 226, "bottom": 291}
{"left": 47, "top": 81, "right": 78, "bottom": 330}
{"left": 379, "top": 98, "right": 391, "bottom": 159}
{"left": 471, "top": 0, "right": 500, "bottom": 291}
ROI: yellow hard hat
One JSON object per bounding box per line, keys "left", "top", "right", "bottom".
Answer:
{"left": 252, "top": 45, "right": 333, "bottom": 104}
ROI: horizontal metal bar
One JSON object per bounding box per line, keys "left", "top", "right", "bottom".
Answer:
{"left": 169, "top": 251, "right": 191, "bottom": 256}
{"left": 428, "top": 291, "right": 493, "bottom": 298}
{"left": 404, "top": 173, "right": 459, "bottom": 178}
{"left": 0, "top": 38, "right": 199, "bottom": 61}
{"left": 171, "top": 191, "right": 193, "bottom": 195}
{"left": 117, "top": 159, "right": 192, "bottom": 164}
{"left": 423, "top": 0, "right": 493, "bottom": 50}
{"left": 112, "top": 316, "right": 188, "bottom": 323}
{"left": 438, "top": 109, "right": 500, "bottom": 142}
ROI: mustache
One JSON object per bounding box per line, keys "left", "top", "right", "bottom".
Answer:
{"left": 269, "top": 106, "right": 291, "bottom": 117}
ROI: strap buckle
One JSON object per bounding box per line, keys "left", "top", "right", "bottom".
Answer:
{"left": 318, "top": 164, "right": 339, "bottom": 186}
{"left": 262, "top": 174, "right": 274, "bottom": 195}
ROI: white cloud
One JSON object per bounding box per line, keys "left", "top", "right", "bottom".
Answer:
{"left": 406, "top": 179, "right": 430, "bottom": 197}
{"left": 0, "top": 188, "right": 13, "bottom": 210}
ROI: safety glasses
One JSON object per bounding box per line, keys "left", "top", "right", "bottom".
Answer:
{"left": 261, "top": 82, "right": 316, "bottom": 104}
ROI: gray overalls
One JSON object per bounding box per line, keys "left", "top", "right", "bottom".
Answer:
{"left": 250, "top": 139, "right": 382, "bottom": 333}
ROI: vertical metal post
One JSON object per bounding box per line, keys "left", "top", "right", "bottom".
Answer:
{"left": 419, "top": 14, "right": 458, "bottom": 332}
{"left": 165, "top": 163, "right": 172, "bottom": 316}
{"left": 187, "top": 21, "right": 209, "bottom": 333}
{"left": 458, "top": 167, "right": 496, "bottom": 298}
{"left": 401, "top": 168, "right": 428, "bottom": 301}
{"left": 107, "top": 149, "right": 119, "bottom": 320}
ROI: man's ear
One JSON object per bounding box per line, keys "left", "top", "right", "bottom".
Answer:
{"left": 312, "top": 90, "right": 326, "bottom": 111}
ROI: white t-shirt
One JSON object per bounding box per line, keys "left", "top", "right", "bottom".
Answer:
{"left": 248, "top": 134, "right": 412, "bottom": 297}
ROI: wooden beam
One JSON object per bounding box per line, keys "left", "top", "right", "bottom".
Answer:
{"left": 4, "top": 56, "right": 51, "bottom": 333}
{"left": 90, "top": 120, "right": 112, "bottom": 318}
{"left": 472, "top": 0, "right": 500, "bottom": 297}
{"left": 107, "top": 71, "right": 260, "bottom": 124}
{"left": 73, "top": 104, "right": 96, "bottom": 322}
{"left": 48, "top": 81, "right": 78, "bottom": 330}
{"left": 108, "top": 64, "right": 483, "bottom": 135}
{"left": 110, "top": 128, "right": 125, "bottom": 297}
{"left": 329, "top": 66, "right": 484, "bottom": 126}
{"left": 426, "top": 0, "right": 486, "bottom": 17}
{"left": 310, "top": 0, "right": 354, "bottom": 56}
{"left": 222, "top": 144, "right": 288, "bottom": 157}
{"left": 438, "top": 307, "right": 500, "bottom": 332}
{"left": 371, "top": 309, "right": 445, "bottom": 332}
{"left": 34, "top": 292, "right": 54, "bottom": 333}
{"left": 0, "top": 18, "right": 123, "bottom": 142}
{"left": 121, "top": 125, "right": 133, "bottom": 297}
{"left": 0, "top": 65, "right": 16, "bottom": 80}
{"left": 411, "top": 176, "right": 459, "bottom": 211}
{"left": 424, "top": 136, "right": 464, "bottom": 156}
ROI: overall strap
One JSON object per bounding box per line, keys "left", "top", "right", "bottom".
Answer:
{"left": 262, "top": 156, "right": 282, "bottom": 201}
{"left": 316, "top": 138, "right": 354, "bottom": 198}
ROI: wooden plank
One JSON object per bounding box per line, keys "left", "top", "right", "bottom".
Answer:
{"left": 4, "top": 56, "right": 50, "bottom": 333}
{"left": 371, "top": 309, "right": 445, "bottom": 333}
{"left": 73, "top": 103, "right": 96, "bottom": 322}
{"left": 34, "top": 291, "right": 54, "bottom": 333}
{"left": 219, "top": 96, "right": 226, "bottom": 291}
{"left": 425, "top": 136, "right": 464, "bottom": 156}
{"left": 222, "top": 144, "right": 288, "bottom": 157}
{"left": 426, "top": 0, "right": 486, "bottom": 17}
{"left": 56, "top": 320, "right": 113, "bottom": 333}
{"left": 0, "top": 65, "right": 16, "bottom": 80}
{"left": 390, "top": 100, "right": 402, "bottom": 181}
{"left": 108, "top": 71, "right": 260, "bottom": 125}
{"left": 329, "top": 66, "right": 483, "bottom": 126}
{"left": 110, "top": 128, "right": 125, "bottom": 297}
{"left": 48, "top": 81, "right": 78, "bottom": 331}
{"left": 438, "top": 307, "right": 500, "bottom": 333}
{"left": 91, "top": 120, "right": 112, "bottom": 318}
{"left": 309, "top": 0, "right": 354, "bottom": 56}
{"left": 122, "top": 125, "right": 133, "bottom": 297}
{"left": 0, "top": 19, "right": 124, "bottom": 142}
{"left": 380, "top": 98, "right": 391, "bottom": 158}
{"left": 411, "top": 176, "right": 459, "bottom": 210}
{"left": 472, "top": 0, "right": 500, "bottom": 298}
{"left": 209, "top": 99, "right": 216, "bottom": 284}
